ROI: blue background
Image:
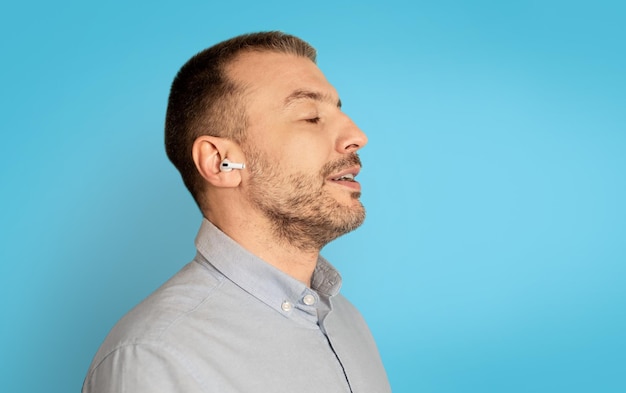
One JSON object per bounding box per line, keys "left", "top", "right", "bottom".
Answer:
{"left": 1, "top": 1, "right": 625, "bottom": 392}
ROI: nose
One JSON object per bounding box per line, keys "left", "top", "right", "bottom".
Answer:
{"left": 337, "top": 113, "right": 368, "bottom": 154}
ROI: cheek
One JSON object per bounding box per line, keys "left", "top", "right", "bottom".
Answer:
{"left": 248, "top": 120, "right": 333, "bottom": 172}
{"left": 279, "top": 137, "right": 331, "bottom": 171}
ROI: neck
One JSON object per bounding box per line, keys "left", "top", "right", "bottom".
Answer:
{"left": 205, "top": 208, "right": 321, "bottom": 287}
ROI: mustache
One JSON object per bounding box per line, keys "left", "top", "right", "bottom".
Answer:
{"left": 321, "top": 153, "right": 362, "bottom": 178}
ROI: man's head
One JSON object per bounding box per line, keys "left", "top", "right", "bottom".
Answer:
{"left": 165, "top": 32, "right": 368, "bottom": 251}
{"left": 165, "top": 32, "right": 316, "bottom": 205}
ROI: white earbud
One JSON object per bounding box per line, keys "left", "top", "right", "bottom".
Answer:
{"left": 220, "top": 159, "right": 246, "bottom": 172}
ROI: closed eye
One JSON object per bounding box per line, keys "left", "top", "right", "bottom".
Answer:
{"left": 305, "top": 117, "right": 321, "bottom": 124}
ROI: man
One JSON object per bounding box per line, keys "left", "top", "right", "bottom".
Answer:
{"left": 83, "top": 31, "right": 391, "bottom": 393}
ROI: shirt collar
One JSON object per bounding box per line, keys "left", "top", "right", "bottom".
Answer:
{"left": 194, "top": 219, "right": 342, "bottom": 325}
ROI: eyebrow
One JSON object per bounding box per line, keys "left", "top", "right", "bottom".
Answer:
{"left": 283, "top": 89, "right": 342, "bottom": 109}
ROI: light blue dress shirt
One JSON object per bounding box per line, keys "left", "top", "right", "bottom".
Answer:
{"left": 83, "top": 219, "right": 391, "bottom": 392}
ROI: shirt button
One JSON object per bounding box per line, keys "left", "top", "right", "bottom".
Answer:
{"left": 302, "top": 294, "right": 316, "bottom": 306}
{"left": 281, "top": 301, "right": 293, "bottom": 312}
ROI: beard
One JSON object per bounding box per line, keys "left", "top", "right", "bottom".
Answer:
{"left": 243, "top": 146, "right": 366, "bottom": 252}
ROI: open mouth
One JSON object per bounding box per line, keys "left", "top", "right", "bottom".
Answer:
{"left": 327, "top": 168, "right": 361, "bottom": 192}
{"left": 331, "top": 173, "right": 356, "bottom": 182}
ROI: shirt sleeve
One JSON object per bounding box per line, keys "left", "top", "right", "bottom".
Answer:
{"left": 82, "top": 342, "right": 206, "bottom": 393}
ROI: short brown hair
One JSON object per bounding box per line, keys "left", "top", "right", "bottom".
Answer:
{"left": 164, "top": 31, "right": 317, "bottom": 209}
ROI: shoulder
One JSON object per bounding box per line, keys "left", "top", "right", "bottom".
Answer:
{"left": 110, "top": 261, "right": 224, "bottom": 341}
{"left": 85, "top": 261, "right": 225, "bottom": 386}
{"left": 330, "top": 293, "right": 367, "bottom": 322}
{"left": 82, "top": 340, "right": 206, "bottom": 393}
{"left": 326, "top": 293, "right": 380, "bottom": 346}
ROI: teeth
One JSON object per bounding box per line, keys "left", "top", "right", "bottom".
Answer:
{"left": 334, "top": 174, "right": 355, "bottom": 181}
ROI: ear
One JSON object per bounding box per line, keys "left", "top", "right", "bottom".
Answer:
{"left": 192, "top": 135, "right": 243, "bottom": 188}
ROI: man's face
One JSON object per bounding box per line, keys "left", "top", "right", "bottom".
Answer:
{"left": 227, "top": 51, "right": 368, "bottom": 251}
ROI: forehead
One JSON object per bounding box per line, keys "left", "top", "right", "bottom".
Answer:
{"left": 225, "top": 51, "right": 339, "bottom": 107}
